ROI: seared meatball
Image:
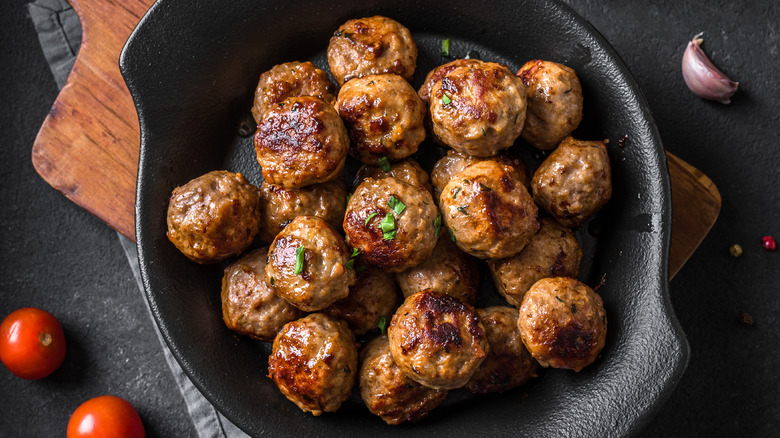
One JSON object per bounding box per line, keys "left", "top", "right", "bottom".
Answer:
{"left": 439, "top": 160, "right": 539, "bottom": 259}
{"left": 268, "top": 313, "right": 358, "bottom": 415}
{"left": 254, "top": 96, "right": 348, "bottom": 188}
{"left": 394, "top": 233, "right": 479, "bottom": 306}
{"left": 327, "top": 16, "right": 417, "bottom": 86}
{"left": 466, "top": 307, "right": 538, "bottom": 394}
{"left": 430, "top": 149, "right": 531, "bottom": 200}
{"left": 335, "top": 74, "right": 426, "bottom": 164}
{"left": 517, "top": 60, "right": 583, "bottom": 150}
{"left": 251, "top": 61, "right": 338, "bottom": 125}
{"left": 354, "top": 158, "right": 432, "bottom": 194}
{"left": 167, "top": 170, "right": 261, "bottom": 264}
{"left": 429, "top": 61, "right": 526, "bottom": 157}
{"left": 517, "top": 277, "right": 607, "bottom": 372}
{"left": 221, "top": 248, "right": 304, "bottom": 341}
{"left": 360, "top": 335, "right": 448, "bottom": 425}
{"left": 344, "top": 177, "right": 438, "bottom": 273}
{"left": 387, "top": 291, "right": 489, "bottom": 390}
{"left": 323, "top": 267, "right": 401, "bottom": 335}
{"left": 418, "top": 59, "right": 481, "bottom": 104}
{"left": 532, "top": 136, "right": 612, "bottom": 228}
{"left": 488, "top": 217, "right": 582, "bottom": 307}
{"left": 257, "top": 178, "right": 347, "bottom": 244}
{"left": 266, "top": 215, "right": 356, "bottom": 312}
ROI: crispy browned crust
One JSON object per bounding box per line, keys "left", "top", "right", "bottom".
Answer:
{"left": 251, "top": 61, "right": 338, "bottom": 124}
{"left": 323, "top": 267, "right": 401, "bottom": 335}
{"left": 418, "top": 59, "right": 481, "bottom": 104}
{"left": 355, "top": 158, "right": 433, "bottom": 194}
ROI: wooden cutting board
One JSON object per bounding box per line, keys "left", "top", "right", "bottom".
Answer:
{"left": 31, "top": 0, "right": 721, "bottom": 279}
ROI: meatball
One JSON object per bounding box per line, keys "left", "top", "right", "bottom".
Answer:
{"left": 488, "top": 217, "right": 582, "bottom": 307}
{"left": 266, "top": 215, "right": 356, "bottom": 312}
{"left": 335, "top": 74, "right": 426, "bottom": 164}
{"left": 531, "top": 136, "right": 612, "bottom": 228}
{"left": 517, "top": 277, "right": 607, "bottom": 372}
{"left": 354, "top": 158, "right": 432, "bottom": 194}
{"left": 343, "top": 177, "right": 438, "bottom": 273}
{"left": 429, "top": 61, "right": 526, "bottom": 157}
{"left": 323, "top": 267, "right": 401, "bottom": 335}
{"left": 254, "top": 96, "right": 348, "bottom": 188}
{"left": 418, "top": 59, "right": 481, "bottom": 104}
{"left": 166, "top": 170, "right": 261, "bottom": 264}
{"left": 268, "top": 313, "right": 358, "bottom": 415}
{"left": 387, "top": 291, "right": 489, "bottom": 390}
{"left": 256, "top": 178, "right": 347, "bottom": 244}
{"left": 517, "top": 60, "right": 583, "bottom": 150}
{"left": 394, "top": 233, "right": 479, "bottom": 306}
{"left": 439, "top": 160, "right": 539, "bottom": 259}
{"left": 221, "top": 248, "right": 304, "bottom": 341}
{"left": 465, "top": 306, "right": 538, "bottom": 394}
{"left": 251, "top": 61, "right": 338, "bottom": 125}
{"left": 327, "top": 16, "right": 417, "bottom": 86}
{"left": 430, "top": 149, "right": 531, "bottom": 200}
{"left": 360, "top": 335, "right": 448, "bottom": 425}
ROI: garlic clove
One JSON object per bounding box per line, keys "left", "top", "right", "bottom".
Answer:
{"left": 682, "top": 33, "right": 738, "bottom": 104}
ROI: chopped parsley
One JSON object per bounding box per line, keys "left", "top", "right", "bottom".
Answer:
{"left": 380, "top": 212, "right": 397, "bottom": 240}
{"left": 482, "top": 127, "right": 487, "bottom": 136}
{"left": 346, "top": 247, "right": 360, "bottom": 270}
{"left": 555, "top": 296, "right": 564, "bottom": 303}
{"left": 457, "top": 206, "right": 469, "bottom": 215}
{"left": 364, "top": 212, "right": 379, "bottom": 226}
{"left": 479, "top": 182, "right": 492, "bottom": 192}
{"left": 434, "top": 214, "right": 442, "bottom": 237}
{"left": 377, "top": 316, "right": 388, "bottom": 334}
{"left": 441, "top": 38, "right": 451, "bottom": 57}
{"left": 293, "top": 246, "right": 305, "bottom": 275}
{"left": 452, "top": 187, "right": 461, "bottom": 199}
{"left": 388, "top": 195, "right": 406, "bottom": 215}
{"left": 269, "top": 276, "right": 275, "bottom": 286}
{"left": 378, "top": 156, "right": 391, "bottom": 172}
{"left": 449, "top": 228, "right": 456, "bottom": 242}
{"left": 442, "top": 94, "right": 452, "bottom": 105}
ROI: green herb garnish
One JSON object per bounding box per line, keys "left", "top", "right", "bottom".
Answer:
{"left": 452, "top": 187, "right": 461, "bottom": 199}
{"left": 449, "top": 228, "right": 456, "bottom": 243}
{"left": 365, "top": 212, "right": 379, "bottom": 226}
{"left": 378, "top": 156, "right": 391, "bottom": 172}
{"left": 380, "top": 212, "right": 397, "bottom": 240}
{"left": 442, "top": 94, "right": 452, "bottom": 105}
{"left": 355, "top": 264, "right": 367, "bottom": 273}
{"left": 350, "top": 247, "right": 360, "bottom": 258}
{"left": 388, "top": 195, "right": 406, "bottom": 215}
{"left": 479, "top": 182, "right": 492, "bottom": 192}
{"left": 434, "top": 214, "right": 442, "bottom": 237}
{"left": 346, "top": 258, "right": 355, "bottom": 270}
{"left": 269, "top": 276, "right": 275, "bottom": 286}
{"left": 555, "top": 296, "right": 564, "bottom": 303}
{"left": 377, "top": 316, "right": 388, "bottom": 334}
{"left": 293, "top": 246, "right": 305, "bottom": 275}
{"left": 457, "top": 206, "right": 469, "bottom": 215}
{"left": 482, "top": 127, "right": 487, "bottom": 136}
{"left": 441, "top": 38, "right": 451, "bottom": 57}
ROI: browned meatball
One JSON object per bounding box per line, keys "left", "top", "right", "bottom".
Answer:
{"left": 418, "top": 59, "right": 481, "bottom": 104}
{"left": 532, "top": 136, "right": 612, "bottom": 228}
{"left": 335, "top": 74, "right": 426, "bottom": 164}
{"left": 517, "top": 60, "right": 583, "bottom": 150}
{"left": 266, "top": 215, "right": 356, "bottom": 312}
{"left": 251, "top": 61, "right": 338, "bottom": 125}
{"left": 430, "top": 149, "right": 531, "bottom": 200}
{"left": 323, "top": 267, "right": 401, "bottom": 335}
{"left": 439, "top": 160, "right": 539, "bottom": 259}
{"left": 429, "top": 61, "right": 526, "bottom": 157}
{"left": 344, "top": 177, "right": 438, "bottom": 273}
{"left": 465, "top": 306, "right": 538, "bottom": 393}
{"left": 254, "top": 96, "right": 348, "bottom": 188}
{"left": 488, "top": 217, "right": 582, "bottom": 307}
{"left": 221, "top": 248, "right": 304, "bottom": 341}
{"left": 268, "top": 313, "right": 358, "bottom": 415}
{"left": 394, "top": 233, "right": 479, "bottom": 306}
{"left": 354, "top": 158, "right": 432, "bottom": 194}
{"left": 387, "top": 291, "right": 488, "bottom": 390}
{"left": 517, "top": 277, "right": 607, "bottom": 372}
{"left": 360, "top": 335, "right": 448, "bottom": 425}
{"left": 327, "top": 16, "right": 417, "bottom": 86}
{"left": 166, "top": 170, "right": 261, "bottom": 264}
{"left": 256, "top": 178, "right": 347, "bottom": 244}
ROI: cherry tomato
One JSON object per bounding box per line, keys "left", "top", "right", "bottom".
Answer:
{"left": 0, "top": 307, "right": 66, "bottom": 380}
{"left": 67, "top": 395, "right": 146, "bottom": 438}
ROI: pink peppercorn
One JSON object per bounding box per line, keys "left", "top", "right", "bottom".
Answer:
{"left": 762, "top": 236, "right": 776, "bottom": 251}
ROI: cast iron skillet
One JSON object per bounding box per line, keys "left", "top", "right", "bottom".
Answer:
{"left": 120, "top": 0, "right": 689, "bottom": 436}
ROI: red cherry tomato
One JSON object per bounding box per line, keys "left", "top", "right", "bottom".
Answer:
{"left": 0, "top": 307, "right": 66, "bottom": 380}
{"left": 67, "top": 395, "right": 146, "bottom": 438}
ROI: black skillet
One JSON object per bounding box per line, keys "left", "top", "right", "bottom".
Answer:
{"left": 120, "top": 0, "right": 689, "bottom": 436}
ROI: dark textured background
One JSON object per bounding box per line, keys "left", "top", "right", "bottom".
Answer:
{"left": 0, "top": 0, "right": 777, "bottom": 436}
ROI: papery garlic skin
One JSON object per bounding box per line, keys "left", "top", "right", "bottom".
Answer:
{"left": 682, "top": 33, "right": 738, "bottom": 104}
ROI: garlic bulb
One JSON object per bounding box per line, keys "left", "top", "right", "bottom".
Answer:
{"left": 682, "top": 33, "right": 738, "bottom": 104}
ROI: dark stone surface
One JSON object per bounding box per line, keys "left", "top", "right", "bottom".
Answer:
{"left": 0, "top": 0, "right": 777, "bottom": 437}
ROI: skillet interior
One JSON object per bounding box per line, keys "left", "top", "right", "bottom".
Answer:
{"left": 120, "top": 0, "right": 689, "bottom": 436}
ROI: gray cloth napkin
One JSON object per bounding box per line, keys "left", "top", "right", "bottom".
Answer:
{"left": 28, "top": 1, "right": 248, "bottom": 436}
